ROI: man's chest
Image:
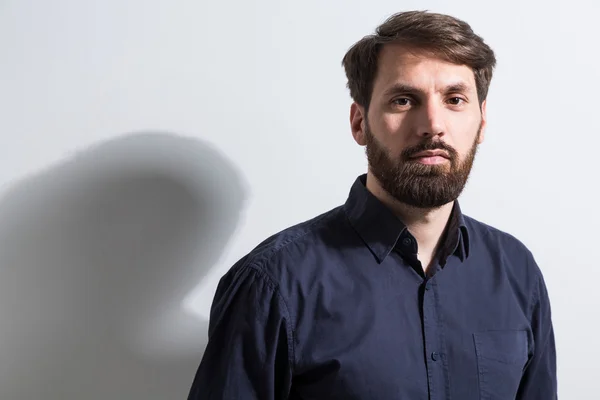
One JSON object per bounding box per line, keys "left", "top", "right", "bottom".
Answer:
{"left": 289, "top": 267, "right": 531, "bottom": 400}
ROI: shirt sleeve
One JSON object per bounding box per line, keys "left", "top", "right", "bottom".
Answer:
{"left": 517, "top": 258, "right": 558, "bottom": 399}
{"left": 187, "top": 263, "right": 294, "bottom": 400}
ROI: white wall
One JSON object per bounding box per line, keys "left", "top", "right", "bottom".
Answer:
{"left": 0, "top": 0, "right": 597, "bottom": 398}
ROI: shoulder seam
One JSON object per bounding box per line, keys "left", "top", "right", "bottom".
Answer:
{"left": 527, "top": 252, "right": 543, "bottom": 318}
{"left": 247, "top": 263, "right": 297, "bottom": 374}
{"left": 250, "top": 207, "right": 341, "bottom": 276}
{"left": 239, "top": 207, "right": 343, "bottom": 373}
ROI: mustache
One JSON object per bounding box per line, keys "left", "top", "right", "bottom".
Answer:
{"left": 402, "top": 140, "right": 458, "bottom": 160}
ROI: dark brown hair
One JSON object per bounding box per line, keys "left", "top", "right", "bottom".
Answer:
{"left": 342, "top": 10, "right": 497, "bottom": 110}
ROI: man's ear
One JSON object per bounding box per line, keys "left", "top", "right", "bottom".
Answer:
{"left": 350, "top": 102, "right": 367, "bottom": 145}
{"left": 478, "top": 99, "right": 487, "bottom": 144}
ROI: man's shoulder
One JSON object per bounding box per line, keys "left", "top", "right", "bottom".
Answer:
{"left": 464, "top": 214, "right": 530, "bottom": 250}
{"left": 463, "top": 214, "right": 542, "bottom": 277}
{"left": 227, "top": 205, "right": 347, "bottom": 280}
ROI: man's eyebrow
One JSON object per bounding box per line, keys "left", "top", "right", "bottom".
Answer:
{"left": 443, "top": 82, "right": 473, "bottom": 95}
{"left": 382, "top": 82, "right": 474, "bottom": 97}
{"left": 382, "top": 83, "right": 421, "bottom": 97}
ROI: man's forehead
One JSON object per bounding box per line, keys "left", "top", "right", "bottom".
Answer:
{"left": 375, "top": 44, "right": 477, "bottom": 91}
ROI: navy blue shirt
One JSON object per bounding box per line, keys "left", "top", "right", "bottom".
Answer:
{"left": 188, "top": 174, "right": 557, "bottom": 399}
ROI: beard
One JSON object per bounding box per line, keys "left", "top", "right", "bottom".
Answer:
{"left": 364, "top": 118, "right": 481, "bottom": 209}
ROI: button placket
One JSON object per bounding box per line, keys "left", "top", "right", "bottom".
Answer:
{"left": 421, "top": 277, "right": 446, "bottom": 399}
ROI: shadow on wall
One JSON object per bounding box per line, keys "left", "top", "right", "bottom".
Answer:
{"left": 0, "top": 132, "right": 247, "bottom": 400}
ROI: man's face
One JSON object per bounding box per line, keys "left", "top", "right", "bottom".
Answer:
{"left": 351, "top": 44, "right": 487, "bottom": 209}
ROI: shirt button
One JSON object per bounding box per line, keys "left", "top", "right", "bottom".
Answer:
{"left": 431, "top": 352, "right": 439, "bottom": 361}
{"left": 402, "top": 237, "right": 412, "bottom": 246}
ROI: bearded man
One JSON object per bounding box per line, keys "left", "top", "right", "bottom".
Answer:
{"left": 187, "top": 10, "right": 557, "bottom": 400}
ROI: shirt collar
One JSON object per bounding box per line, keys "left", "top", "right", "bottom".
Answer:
{"left": 343, "top": 174, "right": 470, "bottom": 263}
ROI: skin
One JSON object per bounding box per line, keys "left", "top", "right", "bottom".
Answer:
{"left": 349, "top": 43, "right": 487, "bottom": 271}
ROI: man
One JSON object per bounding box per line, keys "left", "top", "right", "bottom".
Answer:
{"left": 187, "top": 10, "right": 557, "bottom": 400}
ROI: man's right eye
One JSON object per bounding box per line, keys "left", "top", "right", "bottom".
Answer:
{"left": 392, "top": 98, "right": 412, "bottom": 106}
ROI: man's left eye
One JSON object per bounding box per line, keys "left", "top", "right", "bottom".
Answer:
{"left": 448, "top": 97, "right": 464, "bottom": 105}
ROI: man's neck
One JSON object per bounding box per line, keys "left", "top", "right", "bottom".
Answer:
{"left": 365, "top": 171, "right": 454, "bottom": 269}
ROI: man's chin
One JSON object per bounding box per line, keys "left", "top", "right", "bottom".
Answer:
{"left": 384, "top": 180, "right": 464, "bottom": 209}
{"left": 403, "top": 163, "right": 452, "bottom": 176}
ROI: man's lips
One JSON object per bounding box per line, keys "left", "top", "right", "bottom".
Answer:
{"left": 410, "top": 150, "right": 450, "bottom": 159}
{"left": 409, "top": 150, "right": 451, "bottom": 165}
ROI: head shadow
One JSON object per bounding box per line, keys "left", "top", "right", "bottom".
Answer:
{"left": 0, "top": 131, "right": 247, "bottom": 399}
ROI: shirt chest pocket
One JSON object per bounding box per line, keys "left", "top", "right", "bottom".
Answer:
{"left": 473, "top": 330, "right": 529, "bottom": 400}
